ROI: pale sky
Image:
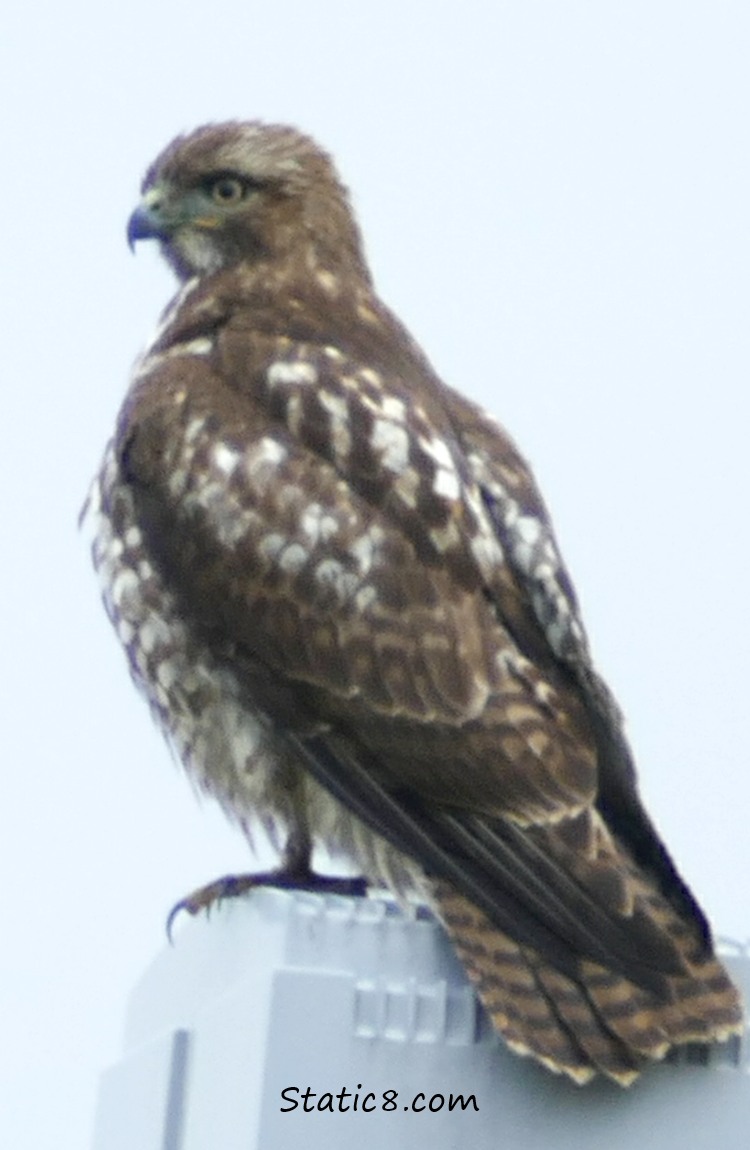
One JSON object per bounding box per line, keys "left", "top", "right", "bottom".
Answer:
{"left": 2, "top": 3, "right": 749, "bottom": 1146}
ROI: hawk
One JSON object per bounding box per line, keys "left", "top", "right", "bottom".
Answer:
{"left": 86, "top": 121, "right": 742, "bottom": 1085}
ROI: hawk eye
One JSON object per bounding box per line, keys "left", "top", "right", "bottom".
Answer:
{"left": 210, "top": 177, "right": 246, "bottom": 205}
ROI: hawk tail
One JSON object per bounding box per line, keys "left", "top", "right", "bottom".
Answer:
{"left": 434, "top": 880, "right": 743, "bottom": 1085}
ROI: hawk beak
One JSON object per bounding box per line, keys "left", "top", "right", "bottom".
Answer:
{"left": 126, "top": 204, "right": 170, "bottom": 250}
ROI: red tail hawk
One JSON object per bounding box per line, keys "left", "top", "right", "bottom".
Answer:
{"left": 86, "top": 121, "right": 742, "bottom": 1084}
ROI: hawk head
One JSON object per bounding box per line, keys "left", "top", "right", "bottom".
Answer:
{"left": 126, "top": 121, "right": 370, "bottom": 284}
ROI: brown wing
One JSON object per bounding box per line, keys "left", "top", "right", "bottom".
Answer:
{"left": 446, "top": 388, "right": 715, "bottom": 939}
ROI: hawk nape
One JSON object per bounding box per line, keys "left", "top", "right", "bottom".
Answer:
{"left": 86, "top": 121, "right": 741, "bottom": 1085}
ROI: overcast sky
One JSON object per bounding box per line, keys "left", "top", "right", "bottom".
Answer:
{"left": 2, "top": 3, "right": 749, "bottom": 1146}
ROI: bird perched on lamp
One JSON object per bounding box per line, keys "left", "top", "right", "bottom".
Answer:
{"left": 86, "top": 120, "right": 742, "bottom": 1084}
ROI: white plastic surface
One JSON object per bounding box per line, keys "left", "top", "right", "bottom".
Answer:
{"left": 91, "top": 889, "right": 750, "bottom": 1149}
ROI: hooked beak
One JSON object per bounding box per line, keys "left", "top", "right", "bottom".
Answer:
{"left": 126, "top": 201, "right": 172, "bottom": 250}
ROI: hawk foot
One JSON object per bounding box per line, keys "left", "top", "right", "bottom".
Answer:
{"left": 166, "top": 869, "right": 369, "bottom": 940}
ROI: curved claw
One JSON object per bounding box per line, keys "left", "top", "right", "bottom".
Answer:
{"left": 165, "top": 873, "right": 259, "bottom": 943}
{"left": 165, "top": 870, "right": 370, "bottom": 942}
{"left": 165, "top": 889, "right": 215, "bottom": 944}
{"left": 166, "top": 897, "right": 190, "bottom": 945}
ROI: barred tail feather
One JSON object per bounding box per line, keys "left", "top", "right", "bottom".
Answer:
{"left": 434, "top": 879, "right": 743, "bottom": 1085}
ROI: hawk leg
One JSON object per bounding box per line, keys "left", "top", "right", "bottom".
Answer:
{"left": 166, "top": 870, "right": 369, "bottom": 939}
{"left": 166, "top": 824, "right": 369, "bottom": 939}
